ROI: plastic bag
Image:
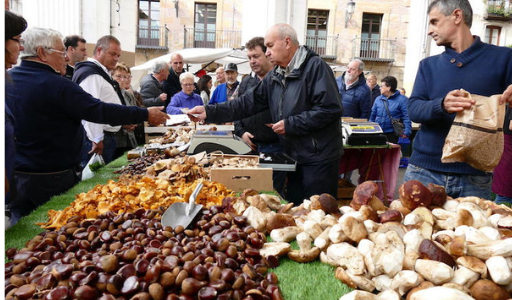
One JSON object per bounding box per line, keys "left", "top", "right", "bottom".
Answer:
{"left": 81, "top": 153, "right": 105, "bottom": 180}
{"left": 442, "top": 93, "right": 506, "bottom": 172}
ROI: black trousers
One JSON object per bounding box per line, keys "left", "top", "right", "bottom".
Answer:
{"left": 10, "top": 169, "right": 79, "bottom": 224}
{"left": 285, "top": 159, "right": 340, "bottom": 206}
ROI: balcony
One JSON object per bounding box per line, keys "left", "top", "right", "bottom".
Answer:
{"left": 184, "top": 27, "right": 242, "bottom": 49}
{"left": 351, "top": 37, "right": 396, "bottom": 62}
{"left": 136, "top": 25, "right": 169, "bottom": 50}
{"left": 485, "top": 1, "right": 512, "bottom": 21}
{"left": 305, "top": 34, "right": 339, "bottom": 60}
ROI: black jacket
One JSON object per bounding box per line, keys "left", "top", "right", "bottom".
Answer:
{"left": 206, "top": 46, "right": 343, "bottom": 164}
{"left": 234, "top": 74, "right": 278, "bottom": 145}
{"left": 162, "top": 69, "right": 180, "bottom": 107}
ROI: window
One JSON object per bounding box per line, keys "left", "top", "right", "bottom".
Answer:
{"left": 306, "top": 9, "right": 329, "bottom": 55}
{"left": 360, "top": 13, "right": 383, "bottom": 59}
{"left": 485, "top": 26, "right": 501, "bottom": 45}
{"left": 194, "top": 3, "right": 217, "bottom": 48}
{"left": 138, "top": 0, "right": 161, "bottom": 45}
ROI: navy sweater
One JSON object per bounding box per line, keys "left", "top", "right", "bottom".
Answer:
{"left": 7, "top": 60, "right": 148, "bottom": 172}
{"left": 408, "top": 36, "right": 512, "bottom": 175}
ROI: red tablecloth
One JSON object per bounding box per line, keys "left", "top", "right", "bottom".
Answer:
{"left": 339, "top": 145, "right": 401, "bottom": 202}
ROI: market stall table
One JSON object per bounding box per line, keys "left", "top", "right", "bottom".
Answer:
{"left": 339, "top": 143, "right": 401, "bottom": 202}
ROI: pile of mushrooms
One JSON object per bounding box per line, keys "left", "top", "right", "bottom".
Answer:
{"left": 235, "top": 180, "right": 512, "bottom": 300}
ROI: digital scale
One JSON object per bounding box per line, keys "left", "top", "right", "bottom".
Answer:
{"left": 342, "top": 121, "right": 387, "bottom": 146}
{"left": 187, "top": 131, "right": 252, "bottom": 155}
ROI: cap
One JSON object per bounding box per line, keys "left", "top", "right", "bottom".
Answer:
{"left": 224, "top": 63, "right": 238, "bottom": 72}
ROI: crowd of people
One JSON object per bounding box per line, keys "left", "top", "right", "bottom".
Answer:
{"left": 5, "top": 0, "right": 512, "bottom": 227}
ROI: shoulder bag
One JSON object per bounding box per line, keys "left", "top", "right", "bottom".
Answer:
{"left": 382, "top": 99, "right": 404, "bottom": 136}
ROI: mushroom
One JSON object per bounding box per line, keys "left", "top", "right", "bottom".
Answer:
{"left": 342, "top": 216, "right": 368, "bottom": 243}
{"left": 313, "top": 226, "right": 332, "bottom": 250}
{"left": 242, "top": 206, "right": 267, "bottom": 232}
{"left": 287, "top": 232, "right": 321, "bottom": 263}
{"left": 456, "top": 256, "right": 488, "bottom": 279}
{"left": 269, "top": 226, "right": 302, "bottom": 243}
{"left": 328, "top": 223, "right": 348, "bottom": 244}
{"left": 466, "top": 238, "right": 512, "bottom": 260}
{"left": 265, "top": 213, "right": 296, "bottom": 233}
{"left": 450, "top": 266, "right": 480, "bottom": 289}
{"left": 326, "top": 243, "right": 366, "bottom": 275}
{"left": 427, "top": 183, "right": 447, "bottom": 207}
{"left": 409, "top": 286, "right": 475, "bottom": 300}
{"left": 310, "top": 193, "right": 342, "bottom": 218}
{"left": 418, "top": 239, "right": 456, "bottom": 269}
{"left": 372, "top": 274, "right": 393, "bottom": 292}
{"left": 414, "top": 259, "right": 455, "bottom": 285}
{"left": 485, "top": 256, "right": 512, "bottom": 285}
{"left": 469, "top": 279, "right": 509, "bottom": 300}
{"left": 405, "top": 281, "right": 435, "bottom": 300}
{"left": 376, "top": 289, "right": 401, "bottom": 300}
{"left": 259, "top": 242, "right": 291, "bottom": 257}
{"left": 390, "top": 270, "right": 424, "bottom": 296}
{"left": 339, "top": 290, "right": 378, "bottom": 300}
{"left": 399, "top": 180, "right": 432, "bottom": 210}
{"left": 350, "top": 181, "right": 383, "bottom": 211}
{"left": 302, "top": 220, "right": 323, "bottom": 240}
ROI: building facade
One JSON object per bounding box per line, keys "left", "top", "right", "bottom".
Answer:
{"left": 7, "top": 0, "right": 512, "bottom": 93}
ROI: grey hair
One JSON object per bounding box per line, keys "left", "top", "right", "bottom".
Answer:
{"left": 428, "top": 0, "right": 473, "bottom": 28}
{"left": 179, "top": 72, "right": 195, "bottom": 83}
{"left": 93, "top": 35, "right": 120, "bottom": 55}
{"left": 152, "top": 61, "right": 169, "bottom": 74}
{"left": 271, "top": 23, "right": 299, "bottom": 46}
{"left": 351, "top": 58, "right": 365, "bottom": 71}
{"left": 21, "top": 27, "right": 63, "bottom": 58}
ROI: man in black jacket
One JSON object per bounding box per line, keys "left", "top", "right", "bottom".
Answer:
{"left": 234, "top": 36, "right": 286, "bottom": 196}
{"left": 163, "top": 52, "right": 184, "bottom": 108}
{"left": 189, "top": 24, "right": 343, "bottom": 205}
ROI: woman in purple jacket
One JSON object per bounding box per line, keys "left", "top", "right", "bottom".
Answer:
{"left": 166, "top": 72, "right": 203, "bottom": 115}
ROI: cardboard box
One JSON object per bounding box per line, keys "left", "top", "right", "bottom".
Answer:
{"left": 209, "top": 154, "right": 272, "bottom": 192}
{"left": 210, "top": 168, "right": 273, "bottom": 192}
{"left": 337, "top": 178, "right": 356, "bottom": 199}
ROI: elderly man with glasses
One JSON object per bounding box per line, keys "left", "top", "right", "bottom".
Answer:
{"left": 6, "top": 27, "right": 168, "bottom": 224}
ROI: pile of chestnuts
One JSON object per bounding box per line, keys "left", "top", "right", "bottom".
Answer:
{"left": 6, "top": 206, "right": 282, "bottom": 300}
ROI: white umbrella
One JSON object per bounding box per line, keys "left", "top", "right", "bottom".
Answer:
{"left": 131, "top": 48, "right": 250, "bottom": 90}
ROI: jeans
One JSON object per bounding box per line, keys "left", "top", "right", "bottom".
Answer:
{"left": 495, "top": 195, "right": 512, "bottom": 205}
{"left": 403, "top": 163, "right": 492, "bottom": 199}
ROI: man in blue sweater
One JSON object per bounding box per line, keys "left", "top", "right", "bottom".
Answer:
{"left": 7, "top": 27, "right": 168, "bottom": 224}
{"left": 405, "top": 0, "right": 512, "bottom": 199}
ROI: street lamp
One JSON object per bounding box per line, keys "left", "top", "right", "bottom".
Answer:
{"left": 345, "top": 0, "right": 356, "bottom": 28}
{"left": 173, "top": 0, "right": 179, "bottom": 18}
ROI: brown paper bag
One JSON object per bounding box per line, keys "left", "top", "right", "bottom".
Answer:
{"left": 442, "top": 93, "right": 506, "bottom": 172}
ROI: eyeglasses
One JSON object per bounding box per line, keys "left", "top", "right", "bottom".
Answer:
{"left": 181, "top": 83, "right": 195, "bottom": 87}
{"left": 114, "top": 75, "right": 131, "bottom": 80}
{"left": 10, "top": 37, "right": 24, "bottom": 45}
{"left": 47, "top": 48, "right": 68, "bottom": 58}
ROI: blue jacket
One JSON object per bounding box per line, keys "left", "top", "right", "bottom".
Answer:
{"left": 6, "top": 60, "right": 148, "bottom": 172}
{"left": 205, "top": 46, "right": 343, "bottom": 165}
{"left": 166, "top": 91, "right": 204, "bottom": 115}
{"left": 369, "top": 91, "right": 412, "bottom": 136}
{"left": 336, "top": 72, "right": 372, "bottom": 119}
{"left": 209, "top": 83, "right": 227, "bottom": 104}
{"left": 408, "top": 36, "right": 512, "bottom": 175}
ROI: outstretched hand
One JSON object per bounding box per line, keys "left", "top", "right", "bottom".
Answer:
{"left": 187, "top": 106, "right": 207, "bottom": 122}
{"left": 147, "top": 106, "right": 169, "bottom": 125}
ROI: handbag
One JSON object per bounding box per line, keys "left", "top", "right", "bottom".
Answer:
{"left": 382, "top": 99, "right": 404, "bottom": 136}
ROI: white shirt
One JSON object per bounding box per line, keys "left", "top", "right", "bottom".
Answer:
{"left": 79, "top": 58, "right": 122, "bottom": 143}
